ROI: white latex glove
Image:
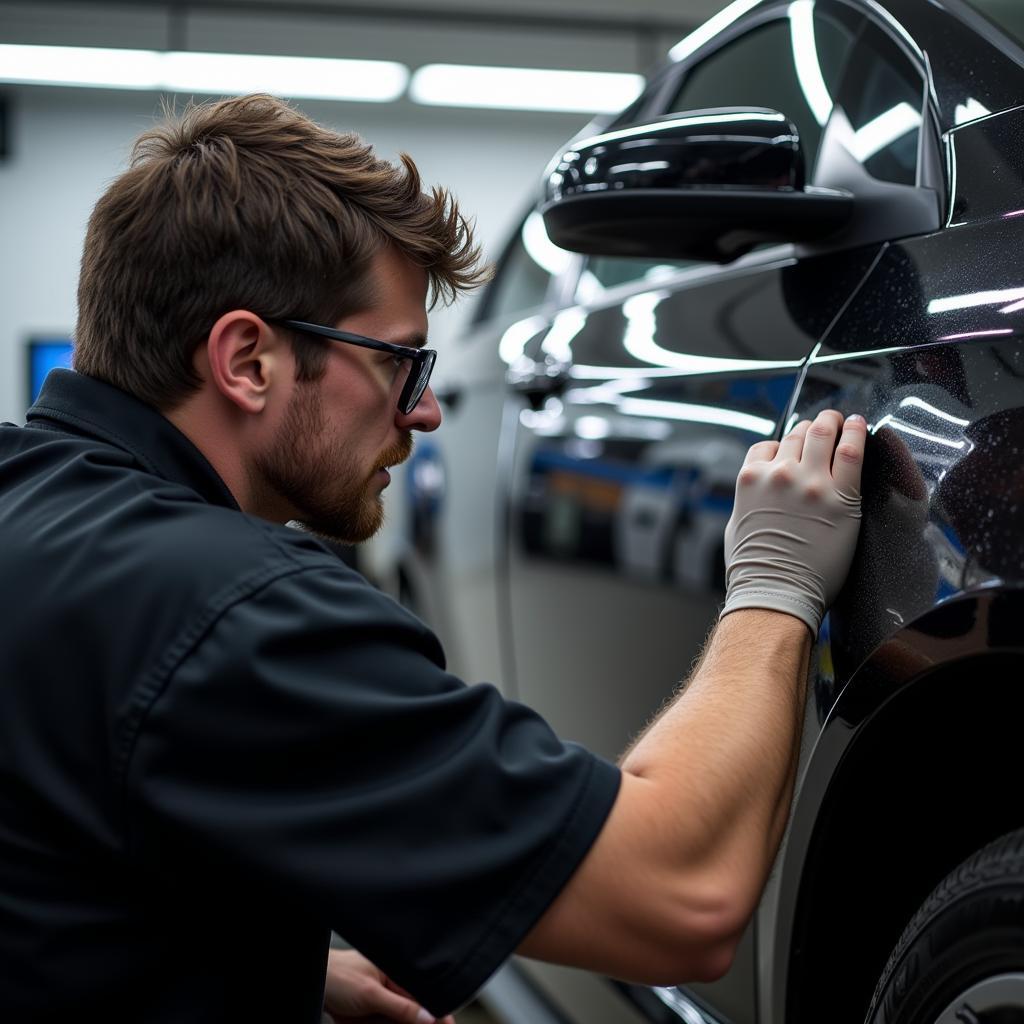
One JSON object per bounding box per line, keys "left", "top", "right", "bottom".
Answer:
{"left": 721, "top": 410, "right": 866, "bottom": 636}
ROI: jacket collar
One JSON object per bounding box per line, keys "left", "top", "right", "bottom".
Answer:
{"left": 27, "top": 369, "right": 240, "bottom": 511}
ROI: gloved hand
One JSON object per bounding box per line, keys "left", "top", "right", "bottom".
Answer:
{"left": 721, "top": 410, "right": 866, "bottom": 636}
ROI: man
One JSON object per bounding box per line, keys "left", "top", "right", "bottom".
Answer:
{"left": 0, "top": 94, "right": 865, "bottom": 1022}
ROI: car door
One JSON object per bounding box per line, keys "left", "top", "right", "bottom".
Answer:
{"left": 390, "top": 208, "right": 566, "bottom": 694}
{"left": 500, "top": 3, "right": 935, "bottom": 1021}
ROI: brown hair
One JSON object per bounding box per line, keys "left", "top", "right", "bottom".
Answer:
{"left": 74, "top": 93, "right": 489, "bottom": 409}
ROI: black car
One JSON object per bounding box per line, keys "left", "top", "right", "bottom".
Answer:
{"left": 370, "top": 1, "right": 1024, "bottom": 1021}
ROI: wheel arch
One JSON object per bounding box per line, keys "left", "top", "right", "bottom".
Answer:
{"left": 771, "top": 589, "right": 1024, "bottom": 1024}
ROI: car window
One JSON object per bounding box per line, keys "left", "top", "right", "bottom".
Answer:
{"left": 476, "top": 212, "right": 564, "bottom": 325}
{"left": 668, "top": 11, "right": 856, "bottom": 178}
{"left": 830, "top": 17, "right": 925, "bottom": 187}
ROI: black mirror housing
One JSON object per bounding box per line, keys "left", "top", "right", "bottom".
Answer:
{"left": 541, "top": 106, "right": 853, "bottom": 263}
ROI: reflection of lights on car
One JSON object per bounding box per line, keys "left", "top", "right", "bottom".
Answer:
{"left": 608, "top": 161, "right": 672, "bottom": 175}
{"left": 498, "top": 314, "right": 548, "bottom": 365}
{"left": 521, "top": 211, "right": 573, "bottom": 277}
{"left": 814, "top": 345, "right": 904, "bottom": 363}
{"left": 571, "top": 110, "right": 786, "bottom": 153}
{"left": 871, "top": 416, "right": 968, "bottom": 450}
{"left": 569, "top": 365, "right": 679, "bottom": 381}
{"left": 617, "top": 397, "right": 775, "bottom": 435}
{"left": 936, "top": 328, "right": 1014, "bottom": 342}
{"left": 927, "top": 287, "right": 1024, "bottom": 314}
{"left": 541, "top": 308, "right": 588, "bottom": 360}
{"left": 849, "top": 102, "right": 921, "bottom": 162}
{"left": 789, "top": 0, "right": 833, "bottom": 126}
{"left": 897, "top": 396, "right": 970, "bottom": 427}
{"left": 566, "top": 378, "right": 655, "bottom": 405}
{"left": 954, "top": 98, "right": 992, "bottom": 125}
{"left": 621, "top": 289, "right": 805, "bottom": 375}
{"left": 668, "top": 0, "right": 763, "bottom": 63}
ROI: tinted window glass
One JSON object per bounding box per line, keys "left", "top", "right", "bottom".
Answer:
{"left": 668, "top": 13, "right": 855, "bottom": 176}
{"left": 832, "top": 19, "right": 924, "bottom": 186}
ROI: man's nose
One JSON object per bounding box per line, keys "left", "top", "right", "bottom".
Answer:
{"left": 396, "top": 385, "right": 442, "bottom": 433}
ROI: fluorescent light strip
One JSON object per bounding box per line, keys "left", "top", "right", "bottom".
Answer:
{"left": 410, "top": 64, "right": 644, "bottom": 114}
{"left": 0, "top": 43, "right": 408, "bottom": 101}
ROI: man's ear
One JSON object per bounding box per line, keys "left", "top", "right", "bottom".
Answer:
{"left": 203, "top": 311, "right": 288, "bottom": 414}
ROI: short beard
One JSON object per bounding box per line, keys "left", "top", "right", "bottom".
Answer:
{"left": 250, "top": 381, "right": 412, "bottom": 545}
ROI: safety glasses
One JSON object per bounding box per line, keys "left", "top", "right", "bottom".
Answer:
{"left": 275, "top": 318, "right": 437, "bottom": 415}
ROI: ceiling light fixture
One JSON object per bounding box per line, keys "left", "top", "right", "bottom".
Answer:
{"left": 410, "top": 64, "right": 644, "bottom": 114}
{"left": 0, "top": 44, "right": 409, "bottom": 102}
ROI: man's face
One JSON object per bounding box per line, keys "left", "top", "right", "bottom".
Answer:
{"left": 251, "top": 247, "right": 440, "bottom": 544}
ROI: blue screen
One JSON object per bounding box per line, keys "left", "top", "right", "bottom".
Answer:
{"left": 29, "top": 339, "right": 74, "bottom": 403}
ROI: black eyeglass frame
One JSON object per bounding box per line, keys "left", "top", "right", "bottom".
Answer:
{"left": 274, "top": 318, "right": 437, "bottom": 415}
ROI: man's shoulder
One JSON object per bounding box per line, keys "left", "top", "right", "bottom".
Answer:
{"left": 147, "top": 500, "right": 362, "bottom": 597}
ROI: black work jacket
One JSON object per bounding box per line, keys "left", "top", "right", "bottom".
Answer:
{"left": 0, "top": 369, "right": 619, "bottom": 1022}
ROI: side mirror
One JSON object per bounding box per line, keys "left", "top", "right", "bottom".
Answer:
{"left": 541, "top": 107, "right": 853, "bottom": 263}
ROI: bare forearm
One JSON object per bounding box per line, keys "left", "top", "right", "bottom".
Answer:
{"left": 521, "top": 413, "right": 862, "bottom": 983}
{"left": 620, "top": 608, "right": 811, "bottom": 917}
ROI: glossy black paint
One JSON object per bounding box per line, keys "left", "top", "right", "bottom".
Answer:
{"left": 885, "top": 0, "right": 1024, "bottom": 129}
{"left": 948, "top": 103, "right": 1024, "bottom": 224}
{"left": 545, "top": 108, "right": 805, "bottom": 197}
{"left": 770, "top": 104, "right": 1024, "bottom": 1023}
{"left": 541, "top": 108, "right": 856, "bottom": 262}
{"left": 779, "top": 594, "right": 1024, "bottom": 1024}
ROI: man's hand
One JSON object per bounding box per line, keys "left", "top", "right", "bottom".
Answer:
{"left": 323, "top": 948, "right": 455, "bottom": 1024}
{"left": 721, "top": 410, "right": 866, "bottom": 635}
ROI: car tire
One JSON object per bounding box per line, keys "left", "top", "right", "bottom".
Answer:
{"left": 865, "top": 828, "right": 1024, "bottom": 1024}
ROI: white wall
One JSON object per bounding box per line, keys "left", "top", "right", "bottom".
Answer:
{"left": 0, "top": 84, "right": 586, "bottom": 422}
